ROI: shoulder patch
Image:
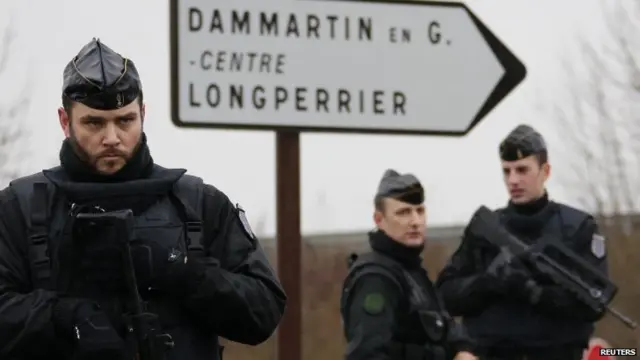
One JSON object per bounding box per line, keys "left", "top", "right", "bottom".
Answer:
{"left": 591, "top": 233, "right": 606, "bottom": 259}
{"left": 363, "top": 292, "right": 385, "bottom": 315}
{"left": 236, "top": 203, "right": 256, "bottom": 240}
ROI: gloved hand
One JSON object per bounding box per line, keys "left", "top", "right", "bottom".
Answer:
{"left": 131, "top": 240, "right": 209, "bottom": 298}
{"left": 53, "top": 298, "right": 126, "bottom": 360}
{"left": 495, "top": 261, "right": 542, "bottom": 305}
{"left": 476, "top": 270, "right": 506, "bottom": 295}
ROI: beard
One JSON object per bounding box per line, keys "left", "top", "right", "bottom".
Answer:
{"left": 68, "top": 126, "right": 142, "bottom": 172}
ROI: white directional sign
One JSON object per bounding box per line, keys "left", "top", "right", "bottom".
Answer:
{"left": 169, "top": 0, "right": 526, "bottom": 135}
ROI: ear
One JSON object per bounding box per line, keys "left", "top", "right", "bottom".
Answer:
{"left": 542, "top": 162, "right": 551, "bottom": 181}
{"left": 141, "top": 103, "right": 146, "bottom": 123}
{"left": 373, "top": 210, "right": 383, "bottom": 226}
{"left": 57, "top": 107, "right": 71, "bottom": 138}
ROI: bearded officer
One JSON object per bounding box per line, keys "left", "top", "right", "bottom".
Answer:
{"left": 0, "top": 38, "right": 286, "bottom": 360}
{"left": 435, "top": 125, "right": 608, "bottom": 360}
{"left": 341, "top": 169, "right": 478, "bottom": 360}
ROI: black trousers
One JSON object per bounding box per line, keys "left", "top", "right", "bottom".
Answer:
{"left": 479, "top": 345, "right": 585, "bottom": 360}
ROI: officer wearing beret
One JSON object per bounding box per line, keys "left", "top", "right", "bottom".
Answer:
{"left": 435, "top": 125, "right": 609, "bottom": 360}
{"left": 340, "top": 169, "right": 478, "bottom": 360}
{"left": 0, "top": 39, "right": 285, "bottom": 360}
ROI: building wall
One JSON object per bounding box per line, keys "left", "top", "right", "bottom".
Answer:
{"left": 258, "top": 225, "right": 465, "bottom": 248}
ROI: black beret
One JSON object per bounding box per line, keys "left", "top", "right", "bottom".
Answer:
{"left": 375, "top": 169, "right": 424, "bottom": 205}
{"left": 499, "top": 124, "right": 547, "bottom": 161}
{"left": 62, "top": 38, "right": 142, "bottom": 110}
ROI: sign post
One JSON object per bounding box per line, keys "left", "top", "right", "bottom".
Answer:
{"left": 169, "top": 0, "right": 526, "bottom": 359}
{"left": 275, "top": 130, "right": 301, "bottom": 360}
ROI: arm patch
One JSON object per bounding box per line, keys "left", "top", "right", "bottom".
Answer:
{"left": 363, "top": 292, "right": 386, "bottom": 315}
{"left": 591, "top": 233, "right": 606, "bottom": 259}
{"left": 236, "top": 203, "right": 256, "bottom": 240}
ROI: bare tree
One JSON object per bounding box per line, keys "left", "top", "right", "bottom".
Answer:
{"left": 546, "top": 0, "right": 640, "bottom": 346}
{"left": 0, "top": 18, "right": 30, "bottom": 187}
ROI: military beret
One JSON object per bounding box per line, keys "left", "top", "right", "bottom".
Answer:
{"left": 499, "top": 124, "right": 547, "bottom": 161}
{"left": 62, "top": 38, "right": 142, "bottom": 110}
{"left": 375, "top": 169, "right": 424, "bottom": 205}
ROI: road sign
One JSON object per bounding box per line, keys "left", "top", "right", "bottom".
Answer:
{"left": 169, "top": 0, "right": 526, "bottom": 136}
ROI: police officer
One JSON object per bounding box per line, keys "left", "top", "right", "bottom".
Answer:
{"left": 341, "top": 169, "right": 478, "bottom": 360}
{"left": 0, "top": 39, "right": 286, "bottom": 360}
{"left": 435, "top": 125, "right": 609, "bottom": 360}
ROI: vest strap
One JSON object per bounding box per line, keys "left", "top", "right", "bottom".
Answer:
{"left": 168, "top": 192, "right": 203, "bottom": 252}
{"left": 28, "top": 182, "right": 52, "bottom": 289}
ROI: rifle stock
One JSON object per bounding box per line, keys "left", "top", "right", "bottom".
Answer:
{"left": 75, "top": 209, "right": 175, "bottom": 359}
{"left": 468, "top": 206, "right": 637, "bottom": 330}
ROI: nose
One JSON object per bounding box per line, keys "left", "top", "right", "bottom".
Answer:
{"left": 506, "top": 172, "right": 520, "bottom": 186}
{"left": 409, "top": 211, "right": 421, "bottom": 226}
{"left": 102, "top": 123, "right": 121, "bottom": 146}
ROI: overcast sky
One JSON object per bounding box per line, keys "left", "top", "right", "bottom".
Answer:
{"left": 0, "top": 0, "right": 606, "bottom": 236}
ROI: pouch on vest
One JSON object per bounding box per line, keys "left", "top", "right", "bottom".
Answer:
{"left": 416, "top": 310, "right": 447, "bottom": 343}
{"left": 401, "top": 272, "right": 449, "bottom": 344}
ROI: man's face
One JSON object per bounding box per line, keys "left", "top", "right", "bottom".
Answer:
{"left": 57, "top": 100, "right": 145, "bottom": 175}
{"left": 374, "top": 198, "right": 426, "bottom": 247}
{"left": 501, "top": 155, "right": 550, "bottom": 204}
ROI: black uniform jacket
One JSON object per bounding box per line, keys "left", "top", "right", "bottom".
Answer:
{"left": 0, "top": 169, "right": 286, "bottom": 359}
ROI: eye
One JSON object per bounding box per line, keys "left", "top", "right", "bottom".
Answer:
{"left": 86, "top": 120, "right": 102, "bottom": 127}
{"left": 118, "top": 117, "right": 134, "bottom": 125}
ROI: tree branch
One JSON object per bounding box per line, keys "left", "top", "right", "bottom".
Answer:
{"left": 0, "top": 17, "right": 30, "bottom": 186}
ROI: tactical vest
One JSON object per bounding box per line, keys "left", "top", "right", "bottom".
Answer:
{"left": 8, "top": 166, "right": 226, "bottom": 360}
{"left": 463, "top": 203, "right": 594, "bottom": 347}
{"left": 9, "top": 167, "right": 204, "bottom": 291}
{"left": 342, "top": 252, "right": 451, "bottom": 360}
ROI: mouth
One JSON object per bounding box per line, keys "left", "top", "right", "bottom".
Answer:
{"left": 101, "top": 152, "right": 122, "bottom": 157}
{"left": 510, "top": 189, "right": 524, "bottom": 196}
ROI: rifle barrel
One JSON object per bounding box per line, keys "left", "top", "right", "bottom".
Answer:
{"left": 607, "top": 306, "right": 638, "bottom": 329}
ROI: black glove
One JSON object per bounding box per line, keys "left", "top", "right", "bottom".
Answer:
{"left": 132, "top": 240, "right": 209, "bottom": 298}
{"left": 495, "top": 261, "right": 542, "bottom": 305}
{"left": 53, "top": 298, "right": 126, "bottom": 360}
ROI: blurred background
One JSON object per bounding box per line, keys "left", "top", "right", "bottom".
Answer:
{"left": 0, "top": 0, "right": 638, "bottom": 359}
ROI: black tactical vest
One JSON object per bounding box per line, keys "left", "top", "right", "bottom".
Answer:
{"left": 8, "top": 165, "right": 225, "bottom": 360}
{"left": 342, "top": 252, "right": 452, "bottom": 360}
{"left": 463, "top": 203, "right": 594, "bottom": 347}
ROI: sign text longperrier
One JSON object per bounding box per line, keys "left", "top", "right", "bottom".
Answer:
{"left": 169, "top": 0, "right": 526, "bottom": 135}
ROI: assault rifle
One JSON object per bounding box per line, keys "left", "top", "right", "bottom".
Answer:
{"left": 75, "top": 209, "right": 175, "bottom": 359}
{"left": 467, "top": 205, "right": 637, "bottom": 329}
